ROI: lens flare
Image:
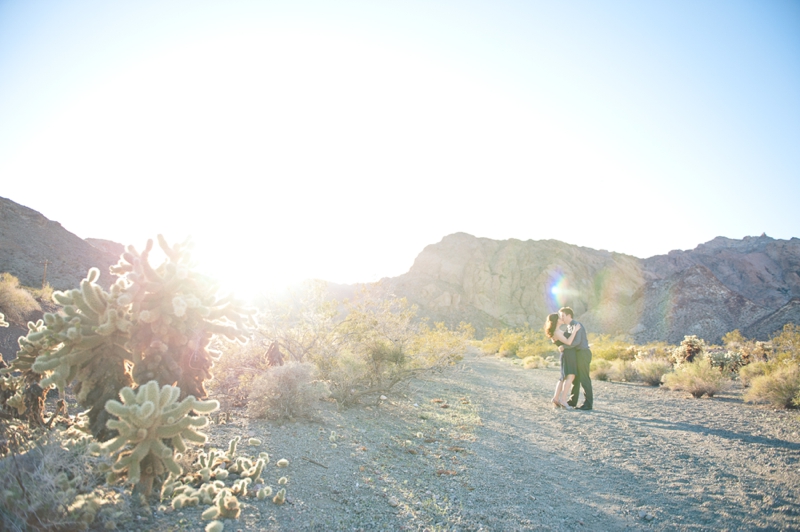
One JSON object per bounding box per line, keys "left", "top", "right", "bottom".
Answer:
{"left": 547, "top": 271, "right": 569, "bottom": 310}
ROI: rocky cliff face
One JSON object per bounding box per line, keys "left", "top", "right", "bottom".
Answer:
{"left": 387, "top": 232, "right": 800, "bottom": 343}
{"left": 0, "top": 196, "right": 120, "bottom": 289}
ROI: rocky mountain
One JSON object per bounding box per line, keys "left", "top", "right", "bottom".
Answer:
{"left": 2, "top": 195, "right": 798, "bottom": 346}
{"left": 386, "top": 232, "right": 800, "bottom": 343}
{"left": 0, "top": 196, "right": 121, "bottom": 290}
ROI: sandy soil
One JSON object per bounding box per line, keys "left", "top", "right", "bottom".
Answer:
{"left": 127, "top": 350, "right": 800, "bottom": 531}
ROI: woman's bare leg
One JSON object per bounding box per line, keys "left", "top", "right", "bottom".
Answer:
{"left": 552, "top": 380, "right": 564, "bottom": 406}
{"left": 559, "top": 375, "right": 575, "bottom": 406}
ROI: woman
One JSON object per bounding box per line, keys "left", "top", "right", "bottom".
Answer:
{"left": 544, "top": 313, "right": 581, "bottom": 408}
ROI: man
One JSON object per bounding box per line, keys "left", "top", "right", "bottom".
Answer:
{"left": 559, "top": 307, "right": 593, "bottom": 411}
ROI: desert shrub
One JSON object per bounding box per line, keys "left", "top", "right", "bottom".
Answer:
{"left": 247, "top": 361, "right": 329, "bottom": 420}
{"left": 738, "top": 360, "right": 772, "bottom": 387}
{"left": 722, "top": 329, "right": 769, "bottom": 365}
{"left": 770, "top": 324, "right": 800, "bottom": 364}
{"left": 0, "top": 432, "right": 128, "bottom": 531}
{"left": 744, "top": 365, "right": 800, "bottom": 409}
{"left": 31, "top": 283, "right": 54, "bottom": 305}
{"left": 326, "top": 291, "right": 472, "bottom": 406}
{"left": 498, "top": 338, "right": 520, "bottom": 357}
{"left": 634, "top": 342, "right": 673, "bottom": 361}
{"left": 585, "top": 334, "right": 632, "bottom": 361}
{"left": 522, "top": 355, "right": 547, "bottom": 369}
{"left": 324, "top": 350, "right": 370, "bottom": 406}
{"left": 671, "top": 335, "right": 706, "bottom": 365}
{"left": 590, "top": 359, "right": 612, "bottom": 381}
{"left": 256, "top": 284, "right": 471, "bottom": 407}
{"left": 633, "top": 357, "right": 673, "bottom": 386}
{"left": 479, "top": 328, "right": 511, "bottom": 355}
{"left": 610, "top": 359, "right": 639, "bottom": 382}
{"left": 210, "top": 336, "right": 277, "bottom": 404}
{"left": 517, "top": 335, "right": 561, "bottom": 359}
{"left": 0, "top": 273, "right": 41, "bottom": 323}
{"left": 662, "top": 358, "right": 729, "bottom": 398}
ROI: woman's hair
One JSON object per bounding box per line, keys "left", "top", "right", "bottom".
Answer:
{"left": 544, "top": 313, "right": 559, "bottom": 338}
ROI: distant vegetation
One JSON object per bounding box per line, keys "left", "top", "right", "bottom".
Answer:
{"left": 477, "top": 323, "right": 800, "bottom": 408}
{"left": 213, "top": 280, "right": 474, "bottom": 413}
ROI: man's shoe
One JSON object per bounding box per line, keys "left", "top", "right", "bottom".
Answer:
{"left": 577, "top": 405, "right": 592, "bottom": 411}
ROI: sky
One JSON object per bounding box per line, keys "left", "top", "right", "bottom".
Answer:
{"left": 1, "top": 0, "right": 799, "bottom": 298}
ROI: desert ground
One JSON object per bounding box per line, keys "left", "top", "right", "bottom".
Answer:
{"left": 115, "top": 349, "right": 800, "bottom": 531}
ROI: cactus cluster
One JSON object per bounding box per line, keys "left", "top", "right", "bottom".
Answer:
{"left": 4, "top": 235, "right": 253, "bottom": 445}
{"left": 99, "top": 380, "right": 218, "bottom": 495}
{"left": 1, "top": 319, "right": 71, "bottom": 423}
{"left": 112, "top": 236, "right": 253, "bottom": 399}
{"left": 156, "top": 435, "right": 289, "bottom": 528}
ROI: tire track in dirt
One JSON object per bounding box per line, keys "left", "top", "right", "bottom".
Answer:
{"left": 446, "top": 352, "right": 800, "bottom": 531}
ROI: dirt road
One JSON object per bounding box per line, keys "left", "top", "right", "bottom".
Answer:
{"left": 145, "top": 351, "right": 800, "bottom": 531}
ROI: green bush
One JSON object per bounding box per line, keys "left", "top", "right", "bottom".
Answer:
{"left": 247, "top": 362, "right": 329, "bottom": 420}
{"left": 633, "top": 358, "right": 673, "bottom": 386}
{"left": 662, "top": 358, "right": 729, "bottom": 398}
{"left": 744, "top": 365, "right": 800, "bottom": 409}
{"left": 0, "top": 273, "right": 41, "bottom": 323}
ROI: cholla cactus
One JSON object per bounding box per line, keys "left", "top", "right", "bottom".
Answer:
{"left": 99, "top": 380, "right": 218, "bottom": 496}
{"left": 707, "top": 349, "right": 745, "bottom": 373}
{"left": 201, "top": 488, "right": 241, "bottom": 519}
{"left": 113, "top": 236, "right": 253, "bottom": 399}
{"left": 671, "top": 335, "right": 706, "bottom": 366}
{"left": 8, "top": 235, "right": 253, "bottom": 440}
{"left": 0, "top": 312, "right": 8, "bottom": 327}
{"left": 1, "top": 319, "right": 66, "bottom": 424}
{"left": 26, "top": 269, "right": 133, "bottom": 437}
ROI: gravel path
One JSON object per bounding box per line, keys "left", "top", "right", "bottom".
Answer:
{"left": 138, "top": 351, "right": 800, "bottom": 531}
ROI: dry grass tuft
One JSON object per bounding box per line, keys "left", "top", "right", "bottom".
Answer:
{"left": 633, "top": 358, "right": 673, "bottom": 386}
{"left": 662, "top": 358, "right": 729, "bottom": 398}
{"left": 247, "top": 361, "right": 329, "bottom": 420}
{"left": 0, "top": 273, "right": 40, "bottom": 324}
{"left": 744, "top": 365, "right": 800, "bottom": 409}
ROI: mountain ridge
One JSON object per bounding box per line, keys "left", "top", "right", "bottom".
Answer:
{"left": 1, "top": 196, "right": 797, "bottom": 345}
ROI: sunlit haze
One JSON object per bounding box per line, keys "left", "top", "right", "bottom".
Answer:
{"left": 1, "top": 1, "right": 798, "bottom": 298}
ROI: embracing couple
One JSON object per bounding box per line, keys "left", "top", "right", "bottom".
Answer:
{"left": 544, "top": 307, "right": 593, "bottom": 411}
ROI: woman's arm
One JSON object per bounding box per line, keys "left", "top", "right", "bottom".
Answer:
{"left": 553, "top": 328, "right": 574, "bottom": 345}
{"left": 554, "top": 324, "right": 581, "bottom": 346}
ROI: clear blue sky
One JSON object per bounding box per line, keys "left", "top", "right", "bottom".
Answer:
{"left": 1, "top": 1, "right": 798, "bottom": 296}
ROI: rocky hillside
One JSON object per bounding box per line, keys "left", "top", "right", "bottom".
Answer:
{"left": 2, "top": 195, "right": 798, "bottom": 346}
{"left": 386, "top": 232, "right": 800, "bottom": 343}
{"left": 0, "top": 196, "right": 121, "bottom": 290}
